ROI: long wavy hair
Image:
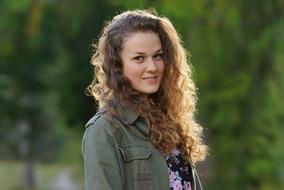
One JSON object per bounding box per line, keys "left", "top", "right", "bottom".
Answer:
{"left": 87, "top": 9, "right": 207, "bottom": 164}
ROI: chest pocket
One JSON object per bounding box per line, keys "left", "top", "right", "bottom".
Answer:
{"left": 118, "top": 145, "right": 154, "bottom": 190}
{"left": 118, "top": 145, "right": 151, "bottom": 162}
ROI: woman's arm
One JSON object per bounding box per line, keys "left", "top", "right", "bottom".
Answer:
{"left": 82, "top": 117, "right": 122, "bottom": 190}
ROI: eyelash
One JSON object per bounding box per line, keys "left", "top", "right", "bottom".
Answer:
{"left": 133, "top": 56, "right": 144, "bottom": 62}
{"left": 133, "top": 53, "right": 163, "bottom": 62}
{"left": 154, "top": 53, "right": 163, "bottom": 60}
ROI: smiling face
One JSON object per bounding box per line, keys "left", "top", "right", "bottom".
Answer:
{"left": 120, "top": 31, "right": 165, "bottom": 95}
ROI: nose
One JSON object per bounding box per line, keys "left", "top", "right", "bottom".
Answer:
{"left": 146, "top": 58, "right": 158, "bottom": 72}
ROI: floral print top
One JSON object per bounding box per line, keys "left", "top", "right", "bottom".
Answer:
{"left": 165, "top": 149, "right": 192, "bottom": 190}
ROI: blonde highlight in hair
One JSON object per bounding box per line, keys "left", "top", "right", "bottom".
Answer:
{"left": 87, "top": 9, "right": 207, "bottom": 164}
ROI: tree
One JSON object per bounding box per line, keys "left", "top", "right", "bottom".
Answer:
{"left": 0, "top": 0, "right": 61, "bottom": 188}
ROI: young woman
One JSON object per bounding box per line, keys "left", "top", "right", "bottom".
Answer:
{"left": 82, "top": 9, "right": 207, "bottom": 190}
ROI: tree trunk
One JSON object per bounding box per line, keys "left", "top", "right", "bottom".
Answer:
{"left": 19, "top": 120, "right": 36, "bottom": 189}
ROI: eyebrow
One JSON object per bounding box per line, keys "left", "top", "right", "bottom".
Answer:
{"left": 133, "top": 49, "right": 163, "bottom": 55}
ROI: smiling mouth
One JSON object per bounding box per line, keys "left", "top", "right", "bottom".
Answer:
{"left": 142, "top": 76, "right": 158, "bottom": 80}
{"left": 142, "top": 76, "right": 159, "bottom": 84}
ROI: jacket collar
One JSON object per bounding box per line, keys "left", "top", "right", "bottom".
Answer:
{"left": 116, "top": 104, "right": 140, "bottom": 125}
{"left": 116, "top": 104, "right": 150, "bottom": 137}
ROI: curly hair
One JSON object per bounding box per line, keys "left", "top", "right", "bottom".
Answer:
{"left": 87, "top": 9, "right": 207, "bottom": 164}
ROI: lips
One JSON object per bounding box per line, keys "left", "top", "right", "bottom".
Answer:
{"left": 142, "top": 76, "right": 159, "bottom": 84}
{"left": 142, "top": 76, "right": 157, "bottom": 80}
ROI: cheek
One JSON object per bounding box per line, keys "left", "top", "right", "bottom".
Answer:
{"left": 159, "top": 61, "right": 165, "bottom": 74}
{"left": 123, "top": 64, "right": 143, "bottom": 80}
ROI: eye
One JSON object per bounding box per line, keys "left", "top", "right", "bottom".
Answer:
{"left": 133, "top": 56, "right": 144, "bottom": 62}
{"left": 153, "top": 53, "right": 163, "bottom": 61}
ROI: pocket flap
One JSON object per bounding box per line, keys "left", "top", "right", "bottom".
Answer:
{"left": 118, "top": 145, "right": 152, "bottom": 162}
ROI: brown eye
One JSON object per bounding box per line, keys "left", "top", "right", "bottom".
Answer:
{"left": 133, "top": 56, "right": 144, "bottom": 62}
{"left": 153, "top": 53, "right": 163, "bottom": 61}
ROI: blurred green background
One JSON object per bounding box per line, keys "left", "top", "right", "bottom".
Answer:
{"left": 0, "top": 0, "right": 283, "bottom": 189}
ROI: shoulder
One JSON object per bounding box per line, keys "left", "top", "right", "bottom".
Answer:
{"left": 84, "top": 111, "right": 114, "bottom": 138}
{"left": 85, "top": 111, "right": 107, "bottom": 128}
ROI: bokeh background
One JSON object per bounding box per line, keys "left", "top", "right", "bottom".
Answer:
{"left": 1, "top": 0, "right": 284, "bottom": 189}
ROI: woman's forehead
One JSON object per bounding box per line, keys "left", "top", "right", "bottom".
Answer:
{"left": 121, "top": 31, "right": 162, "bottom": 54}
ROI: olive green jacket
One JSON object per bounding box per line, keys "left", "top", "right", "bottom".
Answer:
{"left": 82, "top": 106, "right": 203, "bottom": 190}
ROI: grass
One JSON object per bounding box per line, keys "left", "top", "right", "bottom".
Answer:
{"left": 0, "top": 161, "right": 21, "bottom": 190}
{"left": 0, "top": 160, "right": 84, "bottom": 190}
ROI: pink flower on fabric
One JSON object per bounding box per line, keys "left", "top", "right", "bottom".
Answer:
{"left": 184, "top": 181, "right": 192, "bottom": 190}
{"left": 171, "top": 149, "right": 180, "bottom": 156}
{"left": 173, "top": 180, "right": 183, "bottom": 190}
{"left": 169, "top": 171, "right": 176, "bottom": 182}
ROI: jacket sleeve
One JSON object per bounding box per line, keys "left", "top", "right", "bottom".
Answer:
{"left": 82, "top": 117, "right": 122, "bottom": 190}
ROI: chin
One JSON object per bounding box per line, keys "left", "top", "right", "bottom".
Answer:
{"left": 142, "top": 88, "right": 160, "bottom": 94}
{"left": 134, "top": 85, "right": 161, "bottom": 95}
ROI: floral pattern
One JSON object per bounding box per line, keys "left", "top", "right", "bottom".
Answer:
{"left": 166, "top": 149, "right": 192, "bottom": 190}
